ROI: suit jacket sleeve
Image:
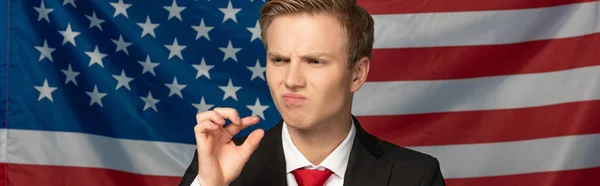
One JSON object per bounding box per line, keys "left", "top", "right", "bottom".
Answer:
{"left": 420, "top": 157, "right": 446, "bottom": 186}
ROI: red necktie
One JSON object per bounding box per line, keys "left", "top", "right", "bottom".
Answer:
{"left": 292, "top": 168, "right": 334, "bottom": 186}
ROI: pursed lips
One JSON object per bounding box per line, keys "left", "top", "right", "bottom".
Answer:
{"left": 281, "top": 93, "right": 307, "bottom": 105}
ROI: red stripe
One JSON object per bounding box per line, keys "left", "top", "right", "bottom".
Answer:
{"left": 1, "top": 163, "right": 5, "bottom": 186}
{"left": 358, "top": 100, "right": 600, "bottom": 146}
{"left": 367, "top": 32, "right": 600, "bottom": 82}
{"left": 357, "top": 0, "right": 598, "bottom": 14}
{"left": 446, "top": 167, "right": 600, "bottom": 186}
{"left": 6, "top": 163, "right": 181, "bottom": 186}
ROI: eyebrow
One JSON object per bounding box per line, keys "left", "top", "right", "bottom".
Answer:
{"left": 267, "top": 52, "right": 334, "bottom": 61}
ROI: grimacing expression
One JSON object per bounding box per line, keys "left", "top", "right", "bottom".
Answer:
{"left": 265, "top": 13, "right": 368, "bottom": 130}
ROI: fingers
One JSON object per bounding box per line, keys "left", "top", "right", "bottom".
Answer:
{"left": 213, "top": 107, "right": 242, "bottom": 125}
{"left": 224, "top": 116, "right": 261, "bottom": 137}
{"left": 238, "top": 128, "right": 265, "bottom": 162}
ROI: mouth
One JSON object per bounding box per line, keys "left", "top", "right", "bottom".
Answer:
{"left": 281, "top": 93, "right": 307, "bottom": 105}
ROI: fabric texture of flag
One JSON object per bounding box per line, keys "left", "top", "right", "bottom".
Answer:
{"left": 1, "top": 0, "right": 599, "bottom": 185}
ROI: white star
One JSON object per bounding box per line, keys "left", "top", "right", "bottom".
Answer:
{"left": 165, "top": 77, "right": 187, "bottom": 98}
{"left": 85, "top": 46, "right": 108, "bottom": 67}
{"left": 219, "top": 79, "right": 241, "bottom": 101}
{"left": 86, "top": 85, "right": 107, "bottom": 107}
{"left": 140, "top": 91, "right": 160, "bottom": 112}
{"left": 219, "top": 0, "right": 241, "bottom": 23}
{"left": 191, "top": 19, "right": 213, "bottom": 40}
{"left": 110, "top": 0, "right": 131, "bottom": 18}
{"left": 247, "top": 21, "right": 261, "bottom": 42}
{"left": 58, "top": 23, "right": 81, "bottom": 46}
{"left": 61, "top": 63, "right": 80, "bottom": 85}
{"left": 192, "top": 58, "right": 214, "bottom": 79}
{"left": 34, "top": 39, "right": 55, "bottom": 62}
{"left": 138, "top": 55, "right": 160, "bottom": 76}
{"left": 163, "top": 0, "right": 186, "bottom": 21}
{"left": 85, "top": 12, "right": 105, "bottom": 31}
{"left": 112, "top": 34, "right": 132, "bottom": 55}
{"left": 247, "top": 60, "right": 266, "bottom": 81}
{"left": 192, "top": 97, "right": 214, "bottom": 113}
{"left": 137, "top": 16, "right": 159, "bottom": 38}
{"left": 112, "top": 69, "right": 134, "bottom": 91}
{"left": 165, "top": 38, "right": 187, "bottom": 60}
{"left": 63, "top": 0, "right": 76, "bottom": 8}
{"left": 246, "top": 98, "right": 269, "bottom": 120}
{"left": 219, "top": 40, "right": 241, "bottom": 62}
{"left": 34, "top": 1, "right": 54, "bottom": 23}
{"left": 34, "top": 79, "right": 58, "bottom": 102}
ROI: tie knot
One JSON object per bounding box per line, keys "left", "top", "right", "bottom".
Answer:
{"left": 292, "top": 168, "right": 334, "bottom": 186}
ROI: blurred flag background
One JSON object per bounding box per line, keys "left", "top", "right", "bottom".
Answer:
{"left": 1, "top": 0, "right": 599, "bottom": 185}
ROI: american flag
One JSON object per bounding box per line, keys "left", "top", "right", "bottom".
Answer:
{"left": 1, "top": 0, "right": 599, "bottom": 186}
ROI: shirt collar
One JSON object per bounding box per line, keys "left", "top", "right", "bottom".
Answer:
{"left": 281, "top": 119, "right": 356, "bottom": 178}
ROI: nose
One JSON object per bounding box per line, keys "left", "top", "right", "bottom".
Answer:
{"left": 284, "top": 60, "right": 306, "bottom": 90}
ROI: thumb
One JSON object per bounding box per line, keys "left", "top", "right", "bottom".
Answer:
{"left": 238, "top": 129, "right": 265, "bottom": 161}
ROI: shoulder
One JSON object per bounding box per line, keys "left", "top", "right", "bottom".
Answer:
{"left": 377, "top": 139, "right": 439, "bottom": 165}
{"left": 374, "top": 138, "right": 446, "bottom": 186}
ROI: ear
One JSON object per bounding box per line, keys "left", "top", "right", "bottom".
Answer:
{"left": 350, "top": 56, "right": 370, "bottom": 93}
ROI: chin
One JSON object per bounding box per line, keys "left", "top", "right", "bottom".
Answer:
{"left": 280, "top": 111, "right": 314, "bottom": 129}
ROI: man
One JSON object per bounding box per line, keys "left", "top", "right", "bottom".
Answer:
{"left": 179, "top": 0, "right": 446, "bottom": 185}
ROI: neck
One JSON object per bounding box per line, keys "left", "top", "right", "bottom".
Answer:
{"left": 287, "top": 113, "right": 352, "bottom": 165}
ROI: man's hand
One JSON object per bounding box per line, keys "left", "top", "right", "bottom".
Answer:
{"left": 194, "top": 107, "right": 265, "bottom": 186}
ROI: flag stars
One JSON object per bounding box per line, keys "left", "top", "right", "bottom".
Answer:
{"left": 219, "top": 79, "right": 242, "bottom": 101}
{"left": 85, "top": 45, "right": 108, "bottom": 67}
{"left": 192, "top": 97, "right": 214, "bottom": 113}
{"left": 191, "top": 19, "right": 213, "bottom": 40}
{"left": 192, "top": 58, "right": 214, "bottom": 79}
{"left": 61, "top": 63, "right": 80, "bottom": 86}
{"left": 138, "top": 55, "right": 160, "bottom": 76}
{"left": 165, "top": 38, "right": 187, "bottom": 60}
{"left": 112, "top": 69, "right": 134, "bottom": 91}
{"left": 247, "top": 60, "right": 266, "bottom": 81}
{"left": 62, "top": 0, "right": 76, "bottom": 8}
{"left": 34, "top": 79, "right": 58, "bottom": 102}
{"left": 112, "top": 34, "right": 132, "bottom": 55}
{"left": 164, "top": 0, "right": 186, "bottom": 21}
{"left": 219, "top": 40, "right": 241, "bottom": 62}
{"left": 34, "top": 0, "right": 54, "bottom": 23}
{"left": 58, "top": 23, "right": 81, "bottom": 46}
{"left": 34, "top": 39, "right": 55, "bottom": 62}
{"left": 137, "top": 16, "right": 160, "bottom": 38}
{"left": 110, "top": 0, "right": 131, "bottom": 18}
{"left": 86, "top": 12, "right": 105, "bottom": 31}
{"left": 219, "top": 0, "right": 241, "bottom": 23}
{"left": 165, "top": 77, "right": 187, "bottom": 98}
{"left": 86, "top": 85, "right": 108, "bottom": 107}
{"left": 247, "top": 98, "right": 269, "bottom": 120}
{"left": 247, "top": 21, "right": 261, "bottom": 42}
{"left": 140, "top": 91, "right": 160, "bottom": 112}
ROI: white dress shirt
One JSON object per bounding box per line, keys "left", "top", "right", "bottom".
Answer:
{"left": 190, "top": 120, "right": 356, "bottom": 186}
{"left": 282, "top": 120, "right": 356, "bottom": 186}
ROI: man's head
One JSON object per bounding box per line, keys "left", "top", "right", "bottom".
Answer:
{"left": 260, "top": 0, "right": 374, "bottom": 129}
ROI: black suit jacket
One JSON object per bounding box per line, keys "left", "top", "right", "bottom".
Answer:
{"left": 179, "top": 115, "right": 446, "bottom": 186}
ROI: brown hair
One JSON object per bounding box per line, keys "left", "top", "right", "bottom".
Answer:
{"left": 259, "top": 0, "right": 374, "bottom": 68}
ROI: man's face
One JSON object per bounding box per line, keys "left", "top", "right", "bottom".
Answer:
{"left": 265, "top": 13, "right": 360, "bottom": 129}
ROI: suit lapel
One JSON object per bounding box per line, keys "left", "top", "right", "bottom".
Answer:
{"left": 343, "top": 116, "right": 393, "bottom": 186}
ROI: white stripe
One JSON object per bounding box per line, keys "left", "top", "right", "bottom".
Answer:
{"left": 0, "top": 128, "right": 6, "bottom": 163}
{"left": 373, "top": 1, "right": 600, "bottom": 48}
{"left": 353, "top": 65, "right": 600, "bottom": 116}
{"left": 410, "top": 133, "right": 600, "bottom": 178}
{"left": 7, "top": 129, "right": 600, "bottom": 178}
{"left": 7, "top": 129, "right": 195, "bottom": 176}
